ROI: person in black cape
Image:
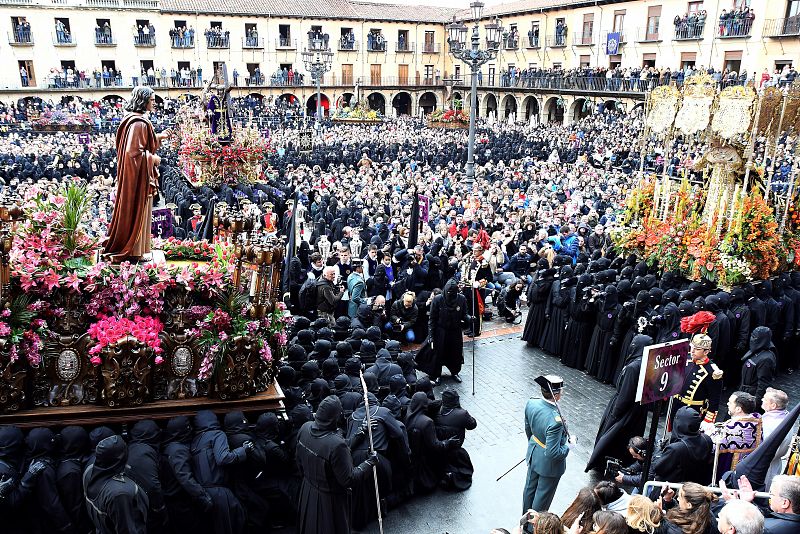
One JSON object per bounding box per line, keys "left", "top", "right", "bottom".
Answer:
{"left": 253, "top": 412, "right": 296, "bottom": 527}
{"left": 417, "top": 279, "right": 467, "bottom": 383}
{"left": 23, "top": 427, "right": 74, "bottom": 534}
{"left": 160, "top": 416, "right": 212, "bottom": 534}
{"left": 521, "top": 259, "right": 555, "bottom": 346}
{"left": 190, "top": 410, "right": 250, "bottom": 534}
{"left": 562, "top": 274, "right": 595, "bottom": 369}
{"left": 83, "top": 435, "right": 150, "bottom": 534}
{"left": 126, "top": 419, "right": 168, "bottom": 533}
{"left": 434, "top": 389, "right": 477, "bottom": 491}
{"left": 539, "top": 265, "right": 574, "bottom": 356}
{"left": 586, "top": 284, "right": 621, "bottom": 380}
{"left": 295, "top": 395, "right": 378, "bottom": 534}
{"left": 586, "top": 334, "right": 653, "bottom": 472}
{"left": 0, "top": 425, "right": 45, "bottom": 534}
{"left": 56, "top": 426, "right": 92, "bottom": 534}
{"left": 223, "top": 411, "right": 270, "bottom": 534}
{"left": 405, "top": 391, "right": 460, "bottom": 494}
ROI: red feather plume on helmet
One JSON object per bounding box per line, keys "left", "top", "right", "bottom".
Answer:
{"left": 680, "top": 311, "right": 716, "bottom": 334}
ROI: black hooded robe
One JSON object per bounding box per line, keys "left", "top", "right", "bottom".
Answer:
{"left": 160, "top": 416, "right": 209, "bottom": 534}
{"left": 0, "top": 426, "right": 34, "bottom": 534}
{"left": 585, "top": 287, "right": 621, "bottom": 380}
{"left": 83, "top": 436, "right": 150, "bottom": 534}
{"left": 405, "top": 392, "right": 455, "bottom": 493}
{"left": 295, "top": 396, "right": 374, "bottom": 534}
{"left": 56, "top": 426, "right": 92, "bottom": 534}
{"left": 418, "top": 280, "right": 467, "bottom": 379}
{"left": 223, "top": 411, "right": 270, "bottom": 534}
{"left": 24, "top": 427, "right": 74, "bottom": 534}
{"left": 434, "top": 391, "right": 477, "bottom": 491}
{"left": 127, "top": 419, "right": 168, "bottom": 533}
{"left": 190, "top": 410, "right": 248, "bottom": 534}
{"left": 521, "top": 268, "right": 555, "bottom": 346}
{"left": 539, "top": 268, "right": 573, "bottom": 356}
{"left": 586, "top": 334, "right": 653, "bottom": 472}
{"left": 561, "top": 276, "right": 594, "bottom": 369}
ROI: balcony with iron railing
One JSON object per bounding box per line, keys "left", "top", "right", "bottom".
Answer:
{"left": 456, "top": 74, "right": 665, "bottom": 94}
{"left": 673, "top": 20, "right": 705, "bottom": 40}
{"left": 276, "top": 37, "right": 296, "bottom": 49}
{"left": 205, "top": 32, "right": 229, "bottom": 49}
{"left": 95, "top": 32, "right": 116, "bottom": 46}
{"left": 602, "top": 30, "right": 627, "bottom": 47}
{"left": 134, "top": 34, "right": 156, "bottom": 47}
{"left": 764, "top": 17, "right": 800, "bottom": 37}
{"left": 717, "top": 17, "right": 754, "bottom": 38}
{"left": 338, "top": 38, "right": 358, "bottom": 51}
{"left": 573, "top": 31, "right": 595, "bottom": 45}
{"left": 502, "top": 36, "right": 519, "bottom": 50}
{"left": 526, "top": 34, "right": 541, "bottom": 48}
{"left": 395, "top": 41, "right": 413, "bottom": 53}
{"left": 634, "top": 27, "right": 662, "bottom": 43}
{"left": 366, "top": 39, "right": 387, "bottom": 52}
{"left": 545, "top": 33, "right": 568, "bottom": 47}
{"left": 8, "top": 29, "right": 33, "bottom": 45}
{"left": 53, "top": 32, "right": 76, "bottom": 46}
{"left": 422, "top": 42, "right": 440, "bottom": 53}
{"left": 242, "top": 36, "right": 263, "bottom": 49}
{"left": 171, "top": 34, "right": 194, "bottom": 48}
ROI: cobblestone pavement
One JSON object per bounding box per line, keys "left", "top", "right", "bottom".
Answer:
{"left": 353, "top": 328, "right": 800, "bottom": 534}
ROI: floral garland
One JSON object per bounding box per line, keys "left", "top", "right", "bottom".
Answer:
{"left": 429, "top": 108, "right": 469, "bottom": 124}
{"left": 87, "top": 316, "right": 164, "bottom": 365}
{"left": 32, "top": 110, "right": 95, "bottom": 126}
{"left": 612, "top": 178, "right": 785, "bottom": 286}
{"left": 153, "top": 237, "right": 232, "bottom": 262}
{"left": 179, "top": 126, "right": 271, "bottom": 188}
{"left": 0, "top": 296, "right": 47, "bottom": 367}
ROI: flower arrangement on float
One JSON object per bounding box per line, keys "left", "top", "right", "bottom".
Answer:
{"left": 31, "top": 110, "right": 95, "bottom": 131}
{"left": 428, "top": 108, "right": 470, "bottom": 129}
{"left": 153, "top": 237, "right": 233, "bottom": 262}
{"left": 178, "top": 125, "right": 271, "bottom": 188}
{"left": 0, "top": 295, "right": 47, "bottom": 367}
{"left": 87, "top": 315, "right": 164, "bottom": 366}
{"left": 333, "top": 101, "right": 382, "bottom": 122}
{"left": 612, "top": 177, "right": 786, "bottom": 287}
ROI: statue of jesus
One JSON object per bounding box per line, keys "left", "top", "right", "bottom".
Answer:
{"left": 103, "top": 86, "right": 171, "bottom": 262}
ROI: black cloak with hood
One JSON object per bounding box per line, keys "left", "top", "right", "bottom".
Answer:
{"left": 586, "top": 334, "right": 653, "bottom": 472}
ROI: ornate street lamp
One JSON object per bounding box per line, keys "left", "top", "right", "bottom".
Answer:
{"left": 301, "top": 37, "right": 334, "bottom": 125}
{"left": 447, "top": 1, "right": 500, "bottom": 186}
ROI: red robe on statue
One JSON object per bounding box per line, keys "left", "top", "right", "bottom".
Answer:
{"left": 104, "top": 113, "right": 160, "bottom": 262}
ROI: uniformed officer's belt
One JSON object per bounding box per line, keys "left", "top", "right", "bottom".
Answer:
{"left": 677, "top": 396, "right": 704, "bottom": 406}
{"left": 531, "top": 435, "right": 546, "bottom": 449}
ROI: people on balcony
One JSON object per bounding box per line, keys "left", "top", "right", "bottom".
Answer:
{"left": 503, "top": 27, "right": 519, "bottom": 49}
{"left": 367, "top": 31, "right": 385, "bottom": 51}
{"left": 13, "top": 20, "right": 31, "bottom": 43}
{"left": 245, "top": 27, "right": 259, "bottom": 47}
{"left": 528, "top": 27, "right": 540, "bottom": 47}
{"left": 95, "top": 22, "right": 112, "bottom": 44}
{"left": 170, "top": 26, "right": 194, "bottom": 48}
{"left": 205, "top": 27, "right": 229, "bottom": 48}
{"left": 555, "top": 20, "right": 567, "bottom": 45}
{"left": 55, "top": 20, "right": 72, "bottom": 44}
{"left": 719, "top": 7, "right": 755, "bottom": 37}
{"left": 339, "top": 30, "right": 356, "bottom": 50}
{"left": 134, "top": 23, "right": 155, "bottom": 46}
{"left": 674, "top": 10, "right": 707, "bottom": 39}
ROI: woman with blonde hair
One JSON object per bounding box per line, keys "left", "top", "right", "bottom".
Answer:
{"left": 626, "top": 495, "right": 680, "bottom": 534}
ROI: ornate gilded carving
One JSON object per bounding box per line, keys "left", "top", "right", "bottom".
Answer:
{"left": 154, "top": 331, "right": 205, "bottom": 400}
{"left": 757, "top": 87, "right": 784, "bottom": 138}
{"left": 100, "top": 337, "right": 152, "bottom": 407}
{"left": 645, "top": 85, "right": 681, "bottom": 135}
{"left": 712, "top": 85, "right": 755, "bottom": 141}
{"left": 36, "top": 333, "right": 98, "bottom": 407}
{"left": 0, "top": 360, "right": 26, "bottom": 413}
{"left": 215, "top": 335, "right": 258, "bottom": 400}
{"left": 675, "top": 73, "right": 716, "bottom": 136}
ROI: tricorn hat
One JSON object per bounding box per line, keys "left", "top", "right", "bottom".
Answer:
{"left": 534, "top": 374, "right": 564, "bottom": 393}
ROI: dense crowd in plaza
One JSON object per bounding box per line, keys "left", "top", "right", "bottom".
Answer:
{"left": 0, "top": 77, "right": 796, "bottom": 534}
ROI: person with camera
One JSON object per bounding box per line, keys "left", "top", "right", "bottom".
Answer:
{"left": 461, "top": 243, "right": 493, "bottom": 337}
{"left": 316, "top": 266, "right": 345, "bottom": 326}
{"left": 390, "top": 291, "right": 419, "bottom": 344}
{"left": 609, "top": 436, "right": 647, "bottom": 489}
{"left": 505, "top": 244, "right": 534, "bottom": 285}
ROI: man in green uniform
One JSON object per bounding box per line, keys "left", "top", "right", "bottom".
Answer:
{"left": 522, "top": 375, "right": 574, "bottom": 513}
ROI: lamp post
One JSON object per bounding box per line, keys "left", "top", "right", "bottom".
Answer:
{"left": 447, "top": 1, "right": 501, "bottom": 186}
{"left": 301, "top": 35, "right": 334, "bottom": 127}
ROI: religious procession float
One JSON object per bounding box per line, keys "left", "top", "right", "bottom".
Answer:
{"left": 428, "top": 107, "right": 470, "bottom": 129}
{"left": 612, "top": 73, "right": 800, "bottom": 288}
{"left": 31, "top": 109, "right": 95, "bottom": 132}
{"left": 332, "top": 100, "right": 382, "bottom": 123}
{"left": 0, "top": 86, "right": 288, "bottom": 427}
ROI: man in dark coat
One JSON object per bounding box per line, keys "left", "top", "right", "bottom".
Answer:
{"left": 127, "top": 419, "right": 167, "bottom": 532}
{"left": 586, "top": 334, "right": 652, "bottom": 472}
{"left": 56, "top": 426, "right": 92, "bottom": 534}
{"left": 160, "top": 416, "right": 211, "bottom": 534}
{"left": 0, "top": 425, "right": 45, "bottom": 534}
{"left": 83, "top": 435, "right": 150, "bottom": 534}
{"left": 295, "top": 395, "right": 378, "bottom": 534}
{"left": 24, "top": 427, "right": 74, "bottom": 534}
{"left": 419, "top": 279, "right": 467, "bottom": 383}
{"left": 739, "top": 326, "right": 777, "bottom": 409}
{"left": 190, "top": 410, "right": 251, "bottom": 534}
